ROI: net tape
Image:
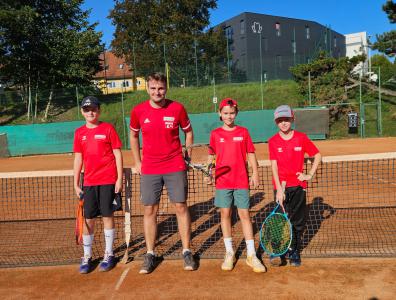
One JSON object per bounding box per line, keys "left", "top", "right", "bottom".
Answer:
{"left": 1, "top": 152, "right": 395, "bottom": 267}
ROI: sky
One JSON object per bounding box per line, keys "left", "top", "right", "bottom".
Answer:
{"left": 82, "top": 0, "right": 394, "bottom": 49}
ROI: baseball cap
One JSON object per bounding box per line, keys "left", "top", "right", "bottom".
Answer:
{"left": 81, "top": 96, "right": 100, "bottom": 108}
{"left": 274, "top": 105, "right": 294, "bottom": 120}
{"left": 219, "top": 98, "right": 238, "bottom": 110}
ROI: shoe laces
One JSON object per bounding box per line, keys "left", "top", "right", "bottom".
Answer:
{"left": 82, "top": 255, "right": 91, "bottom": 265}
{"left": 102, "top": 252, "right": 112, "bottom": 263}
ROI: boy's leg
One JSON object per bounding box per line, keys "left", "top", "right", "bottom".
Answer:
{"left": 235, "top": 190, "right": 266, "bottom": 273}
{"left": 216, "top": 189, "right": 235, "bottom": 271}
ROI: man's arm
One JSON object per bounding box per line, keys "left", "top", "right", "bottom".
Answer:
{"left": 113, "top": 148, "right": 123, "bottom": 193}
{"left": 247, "top": 152, "right": 259, "bottom": 189}
{"left": 73, "top": 152, "right": 83, "bottom": 198}
{"left": 130, "top": 131, "right": 142, "bottom": 174}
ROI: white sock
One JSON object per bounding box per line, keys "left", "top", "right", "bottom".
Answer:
{"left": 147, "top": 250, "right": 155, "bottom": 255}
{"left": 104, "top": 228, "right": 115, "bottom": 256}
{"left": 182, "top": 248, "right": 191, "bottom": 255}
{"left": 246, "top": 239, "right": 256, "bottom": 257}
{"left": 82, "top": 234, "right": 94, "bottom": 258}
{"left": 223, "top": 237, "right": 234, "bottom": 254}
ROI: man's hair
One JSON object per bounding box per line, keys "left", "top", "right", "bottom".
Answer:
{"left": 146, "top": 72, "right": 167, "bottom": 85}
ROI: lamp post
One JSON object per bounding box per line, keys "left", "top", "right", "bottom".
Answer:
{"left": 252, "top": 21, "right": 264, "bottom": 109}
{"left": 119, "top": 63, "right": 127, "bottom": 146}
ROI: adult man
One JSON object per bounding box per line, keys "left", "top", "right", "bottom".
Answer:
{"left": 129, "top": 72, "right": 196, "bottom": 274}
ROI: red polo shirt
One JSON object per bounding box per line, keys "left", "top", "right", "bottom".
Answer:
{"left": 268, "top": 131, "right": 319, "bottom": 189}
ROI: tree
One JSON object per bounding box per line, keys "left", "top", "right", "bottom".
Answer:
{"left": 0, "top": 1, "right": 102, "bottom": 120}
{"left": 109, "top": 0, "right": 226, "bottom": 85}
{"left": 371, "top": 54, "right": 396, "bottom": 84}
{"left": 372, "top": 1, "right": 396, "bottom": 57}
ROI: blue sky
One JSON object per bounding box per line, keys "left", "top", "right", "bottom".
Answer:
{"left": 82, "top": 0, "right": 394, "bottom": 48}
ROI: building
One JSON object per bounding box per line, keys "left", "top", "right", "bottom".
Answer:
{"left": 93, "top": 51, "right": 146, "bottom": 94}
{"left": 344, "top": 32, "right": 373, "bottom": 78}
{"left": 215, "top": 12, "right": 346, "bottom": 81}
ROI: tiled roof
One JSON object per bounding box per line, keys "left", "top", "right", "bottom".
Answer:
{"left": 94, "top": 51, "right": 133, "bottom": 80}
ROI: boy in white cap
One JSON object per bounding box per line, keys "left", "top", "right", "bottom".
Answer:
{"left": 268, "top": 105, "right": 321, "bottom": 266}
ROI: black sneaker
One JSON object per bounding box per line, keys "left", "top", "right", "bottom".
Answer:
{"left": 183, "top": 251, "right": 197, "bottom": 271}
{"left": 139, "top": 253, "right": 156, "bottom": 274}
{"left": 289, "top": 251, "right": 301, "bottom": 267}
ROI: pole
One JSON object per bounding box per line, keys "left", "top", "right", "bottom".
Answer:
{"left": 308, "top": 71, "right": 312, "bottom": 106}
{"left": 166, "top": 63, "right": 170, "bottom": 89}
{"left": 194, "top": 40, "right": 199, "bottom": 87}
{"left": 359, "top": 73, "right": 364, "bottom": 138}
{"left": 293, "top": 27, "right": 296, "bottom": 66}
{"left": 213, "top": 74, "right": 216, "bottom": 112}
{"left": 76, "top": 86, "right": 79, "bottom": 119}
{"left": 259, "top": 32, "right": 264, "bottom": 110}
{"left": 226, "top": 35, "right": 231, "bottom": 83}
{"left": 378, "top": 66, "right": 382, "bottom": 136}
{"left": 163, "top": 42, "right": 166, "bottom": 75}
{"left": 121, "top": 66, "right": 126, "bottom": 147}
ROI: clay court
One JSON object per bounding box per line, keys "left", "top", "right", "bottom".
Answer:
{"left": 1, "top": 137, "right": 396, "bottom": 299}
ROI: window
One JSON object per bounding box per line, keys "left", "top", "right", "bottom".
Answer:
{"left": 275, "top": 22, "right": 281, "bottom": 37}
{"left": 240, "top": 20, "right": 245, "bottom": 35}
{"left": 333, "top": 37, "right": 337, "bottom": 48}
{"left": 292, "top": 40, "right": 296, "bottom": 54}
{"left": 225, "top": 26, "right": 233, "bottom": 41}
{"left": 305, "top": 26, "right": 310, "bottom": 39}
{"left": 107, "top": 82, "right": 116, "bottom": 88}
{"left": 263, "top": 37, "right": 268, "bottom": 52}
{"left": 122, "top": 80, "right": 129, "bottom": 87}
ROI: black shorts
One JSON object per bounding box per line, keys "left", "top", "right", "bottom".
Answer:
{"left": 83, "top": 184, "right": 116, "bottom": 219}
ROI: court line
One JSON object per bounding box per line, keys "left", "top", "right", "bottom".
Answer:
{"left": 115, "top": 267, "right": 130, "bottom": 291}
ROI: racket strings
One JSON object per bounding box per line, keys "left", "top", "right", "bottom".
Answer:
{"left": 262, "top": 214, "right": 291, "bottom": 255}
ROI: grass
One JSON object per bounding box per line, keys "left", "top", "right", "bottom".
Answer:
{"left": 2, "top": 80, "right": 395, "bottom": 145}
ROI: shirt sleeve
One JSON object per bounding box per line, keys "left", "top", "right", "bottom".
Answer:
{"left": 73, "top": 130, "right": 81, "bottom": 153}
{"left": 109, "top": 125, "right": 122, "bottom": 149}
{"left": 129, "top": 107, "right": 141, "bottom": 133}
{"left": 268, "top": 138, "right": 277, "bottom": 161}
{"left": 245, "top": 129, "right": 255, "bottom": 153}
{"left": 303, "top": 134, "right": 319, "bottom": 156}
{"left": 209, "top": 131, "right": 216, "bottom": 155}
{"left": 179, "top": 105, "right": 192, "bottom": 133}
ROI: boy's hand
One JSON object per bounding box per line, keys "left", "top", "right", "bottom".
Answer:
{"left": 204, "top": 175, "right": 212, "bottom": 185}
{"left": 275, "top": 189, "right": 285, "bottom": 206}
{"left": 74, "top": 186, "right": 83, "bottom": 199}
{"left": 296, "top": 172, "right": 313, "bottom": 181}
{"left": 115, "top": 178, "right": 122, "bottom": 193}
{"left": 249, "top": 173, "right": 259, "bottom": 189}
{"left": 134, "top": 162, "right": 142, "bottom": 175}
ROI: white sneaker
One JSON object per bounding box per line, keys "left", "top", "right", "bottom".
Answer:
{"left": 221, "top": 252, "right": 236, "bottom": 271}
{"left": 246, "top": 255, "right": 267, "bottom": 273}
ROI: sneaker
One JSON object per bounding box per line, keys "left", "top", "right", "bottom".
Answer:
{"left": 99, "top": 253, "right": 116, "bottom": 272}
{"left": 246, "top": 255, "right": 267, "bottom": 273}
{"left": 289, "top": 251, "right": 301, "bottom": 267}
{"left": 221, "top": 252, "right": 236, "bottom": 271}
{"left": 269, "top": 254, "right": 282, "bottom": 267}
{"left": 183, "top": 251, "right": 197, "bottom": 271}
{"left": 79, "top": 256, "right": 92, "bottom": 274}
{"left": 139, "top": 253, "right": 156, "bottom": 274}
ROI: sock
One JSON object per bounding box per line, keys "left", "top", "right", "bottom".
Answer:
{"left": 246, "top": 239, "right": 256, "bottom": 257}
{"left": 223, "top": 237, "right": 234, "bottom": 254}
{"left": 147, "top": 250, "right": 155, "bottom": 255}
{"left": 182, "top": 248, "right": 191, "bottom": 255}
{"left": 104, "top": 228, "right": 115, "bottom": 256}
{"left": 82, "top": 234, "right": 94, "bottom": 258}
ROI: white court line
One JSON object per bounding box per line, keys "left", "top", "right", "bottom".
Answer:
{"left": 115, "top": 267, "right": 130, "bottom": 291}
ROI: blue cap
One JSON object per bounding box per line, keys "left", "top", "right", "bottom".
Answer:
{"left": 81, "top": 96, "right": 100, "bottom": 108}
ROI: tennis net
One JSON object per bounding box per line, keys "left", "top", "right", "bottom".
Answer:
{"left": 1, "top": 152, "right": 395, "bottom": 267}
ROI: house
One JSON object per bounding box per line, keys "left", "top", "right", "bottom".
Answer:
{"left": 93, "top": 51, "right": 146, "bottom": 94}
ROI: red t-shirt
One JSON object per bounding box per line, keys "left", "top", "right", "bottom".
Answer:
{"left": 268, "top": 130, "right": 319, "bottom": 189}
{"left": 73, "top": 122, "right": 122, "bottom": 186}
{"left": 209, "top": 126, "right": 255, "bottom": 189}
{"left": 129, "top": 99, "right": 192, "bottom": 174}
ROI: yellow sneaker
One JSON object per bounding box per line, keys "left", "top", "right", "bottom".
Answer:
{"left": 221, "top": 252, "right": 236, "bottom": 271}
{"left": 246, "top": 255, "right": 267, "bottom": 273}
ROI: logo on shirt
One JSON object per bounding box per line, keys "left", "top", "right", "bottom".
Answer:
{"left": 82, "top": 136, "right": 87, "bottom": 141}
{"left": 294, "top": 146, "right": 302, "bottom": 151}
{"left": 233, "top": 137, "right": 243, "bottom": 141}
{"left": 220, "top": 138, "right": 225, "bottom": 143}
{"left": 94, "top": 134, "right": 106, "bottom": 140}
{"left": 277, "top": 147, "right": 283, "bottom": 152}
{"left": 163, "top": 116, "right": 175, "bottom": 121}
{"left": 144, "top": 118, "right": 150, "bottom": 124}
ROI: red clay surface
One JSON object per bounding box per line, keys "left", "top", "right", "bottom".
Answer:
{"left": 1, "top": 258, "right": 395, "bottom": 299}
{"left": 1, "top": 137, "right": 396, "bottom": 172}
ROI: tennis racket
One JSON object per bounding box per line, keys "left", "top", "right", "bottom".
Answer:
{"left": 259, "top": 181, "right": 292, "bottom": 256}
{"left": 121, "top": 169, "right": 132, "bottom": 264}
{"left": 75, "top": 192, "right": 84, "bottom": 245}
{"left": 183, "top": 144, "right": 215, "bottom": 179}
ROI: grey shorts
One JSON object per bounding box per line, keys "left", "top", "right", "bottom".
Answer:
{"left": 140, "top": 170, "right": 188, "bottom": 206}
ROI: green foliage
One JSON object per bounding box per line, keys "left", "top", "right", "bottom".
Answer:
{"left": 372, "top": 1, "right": 396, "bottom": 56}
{"left": 109, "top": 0, "right": 227, "bottom": 81}
{"left": 371, "top": 54, "right": 396, "bottom": 85}
{"left": 0, "top": 1, "right": 103, "bottom": 89}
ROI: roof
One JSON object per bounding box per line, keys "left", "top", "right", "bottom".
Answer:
{"left": 94, "top": 51, "right": 133, "bottom": 80}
